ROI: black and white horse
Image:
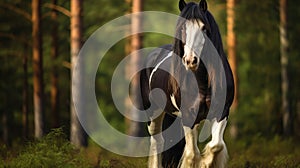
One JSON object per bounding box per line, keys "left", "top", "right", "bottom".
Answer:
{"left": 139, "top": 0, "right": 234, "bottom": 167}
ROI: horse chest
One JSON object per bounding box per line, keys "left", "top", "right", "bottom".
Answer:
{"left": 148, "top": 52, "right": 182, "bottom": 114}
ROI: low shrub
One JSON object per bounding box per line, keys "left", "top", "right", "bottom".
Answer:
{"left": 5, "top": 128, "right": 91, "bottom": 168}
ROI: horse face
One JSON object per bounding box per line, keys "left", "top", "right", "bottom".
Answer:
{"left": 182, "top": 20, "right": 206, "bottom": 71}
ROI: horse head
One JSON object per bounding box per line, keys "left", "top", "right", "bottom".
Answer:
{"left": 174, "top": 0, "right": 211, "bottom": 72}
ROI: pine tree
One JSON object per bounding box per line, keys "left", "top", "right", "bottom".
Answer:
{"left": 227, "top": 0, "right": 238, "bottom": 138}
{"left": 32, "top": 0, "right": 44, "bottom": 138}
{"left": 279, "top": 0, "right": 292, "bottom": 136}
{"left": 70, "top": 0, "right": 87, "bottom": 147}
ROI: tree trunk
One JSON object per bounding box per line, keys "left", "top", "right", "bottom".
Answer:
{"left": 124, "top": 0, "right": 132, "bottom": 135}
{"left": 279, "top": 0, "right": 292, "bottom": 136}
{"left": 51, "top": 0, "right": 59, "bottom": 128}
{"left": 22, "top": 43, "right": 29, "bottom": 139}
{"left": 126, "top": 0, "right": 145, "bottom": 137}
{"left": 227, "top": 0, "right": 238, "bottom": 138}
{"left": 70, "top": 0, "right": 87, "bottom": 147}
{"left": 32, "top": 0, "right": 44, "bottom": 138}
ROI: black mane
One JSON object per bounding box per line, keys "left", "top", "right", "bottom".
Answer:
{"left": 205, "top": 11, "right": 225, "bottom": 57}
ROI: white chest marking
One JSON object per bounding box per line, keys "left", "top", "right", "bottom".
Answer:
{"left": 170, "top": 94, "right": 181, "bottom": 117}
{"left": 149, "top": 51, "right": 173, "bottom": 87}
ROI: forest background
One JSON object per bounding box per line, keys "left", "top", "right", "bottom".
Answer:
{"left": 0, "top": 0, "right": 300, "bottom": 167}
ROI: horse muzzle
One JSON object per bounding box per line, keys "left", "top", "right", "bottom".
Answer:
{"left": 182, "top": 55, "right": 199, "bottom": 71}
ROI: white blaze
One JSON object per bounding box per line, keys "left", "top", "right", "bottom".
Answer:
{"left": 183, "top": 20, "right": 206, "bottom": 70}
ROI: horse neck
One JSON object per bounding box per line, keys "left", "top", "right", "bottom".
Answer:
{"left": 168, "top": 52, "right": 181, "bottom": 96}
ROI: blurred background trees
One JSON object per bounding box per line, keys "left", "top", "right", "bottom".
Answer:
{"left": 0, "top": 0, "right": 299, "bottom": 149}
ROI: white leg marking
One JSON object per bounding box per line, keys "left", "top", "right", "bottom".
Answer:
{"left": 148, "top": 113, "right": 165, "bottom": 168}
{"left": 180, "top": 124, "right": 201, "bottom": 168}
{"left": 201, "top": 118, "right": 228, "bottom": 168}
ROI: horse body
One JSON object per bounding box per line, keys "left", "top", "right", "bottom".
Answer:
{"left": 140, "top": 0, "right": 234, "bottom": 167}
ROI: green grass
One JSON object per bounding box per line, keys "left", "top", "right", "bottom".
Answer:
{"left": 85, "top": 140, "right": 147, "bottom": 168}
{"left": 0, "top": 129, "right": 147, "bottom": 168}
{"left": 227, "top": 135, "right": 300, "bottom": 168}
{"left": 1, "top": 129, "right": 299, "bottom": 167}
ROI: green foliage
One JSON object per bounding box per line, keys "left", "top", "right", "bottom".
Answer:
{"left": 0, "top": 159, "right": 4, "bottom": 168}
{"left": 5, "top": 129, "right": 91, "bottom": 168}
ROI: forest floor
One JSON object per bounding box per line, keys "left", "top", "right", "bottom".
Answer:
{"left": 1, "top": 129, "right": 300, "bottom": 167}
{"left": 86, "top": 135, "right": 300, "bottom": 168}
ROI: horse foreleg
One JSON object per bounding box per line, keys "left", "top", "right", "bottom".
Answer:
{"left": 180, "top": 124, "right": 201, "bottom": 168}
{"left": 201, "top": 118, "right": 228, "bottom": 168}
{"left": 148, "top": 112, "right": 165, "bottom": 168}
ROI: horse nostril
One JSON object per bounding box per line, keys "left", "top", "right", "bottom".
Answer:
{"left": 192, "top": 57, "right": 197, "bottom": 65}
{"left": 186, "top": 60, "right": 190, "bottom": 65}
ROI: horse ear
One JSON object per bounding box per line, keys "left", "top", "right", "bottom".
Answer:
{"left": 179, "top": 0, "right": 186, "bottom": 11}
{"left": 199, "top": 0, "right": 208, "bottom": 12}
